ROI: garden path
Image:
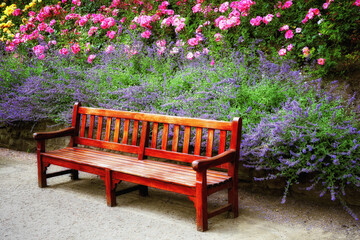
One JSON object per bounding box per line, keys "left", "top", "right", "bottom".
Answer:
{"left": 0, "top": 148, "right": 359, "bottom": 240}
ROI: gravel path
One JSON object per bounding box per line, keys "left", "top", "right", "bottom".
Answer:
{"left": 0, "top": 148, "right": 359, "bottom": 240}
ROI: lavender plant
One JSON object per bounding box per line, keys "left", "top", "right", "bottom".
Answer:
{"left": 1, "top": 42, "right": 359, "bottom": 219}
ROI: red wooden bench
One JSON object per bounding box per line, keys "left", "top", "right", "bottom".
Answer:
{"left": 33, "top": 102, "right": 242, "bottom": 231}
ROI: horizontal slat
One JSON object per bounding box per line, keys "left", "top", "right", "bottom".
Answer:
{"left": 144, "top": 148, "right": 210, "bottom": 163}
{"left": 78, "top": 107, "right": 232, "bottom": 130}
{"left": 208, "top": 204, "right": 232, "bottom": 219}
{"left": 75, "top": 137, "right": 139, "bottom": 154}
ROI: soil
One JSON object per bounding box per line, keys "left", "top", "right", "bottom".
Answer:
{"left": 0, "top": 148, "right": 359, "bottom": 240}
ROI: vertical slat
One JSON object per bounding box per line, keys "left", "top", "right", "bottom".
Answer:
{"left": 70, "top": 102, "right": 81, "bottom": 147}
{"left": 194, "top": 127, "right": 202, "bottom": 156}
{"left": 161, "top": 123, "right": 169, "bottom": 150}
{"left": 172, "top": 124, "right": 180, "bottom": 152}
{"left": 182, "top": 126, "right": 191, "bottom": 154}
{"left": 151, "top": 122, "right": 159, "bottom": 148}
{"left": 113, "top": 118, "right": 121, "bottom": 143}
{"left": 122, "top": 119, "right": 130, "bottom": 144}
{"left": 80, "top": 114, "right": 87, "bottom": 137}
{"left": 132, "top": 120, "right": 139, "bottom": 145}
{"left": 105, "top": 117, "right": 112, "bottom": 141}
{"left": 138, "top": 121, "right": 150, "bottom": 160}
{"left": 88, "top": 115, "right": 95, "bottom": 139}
{"left": 219, "top": 130, "right": 227, "bottom": 154}
{"left": 206, "top": 129, "right": 214, "bottom": 157}
{"left": 96, "top": 116, "right": 103, "bottom": 140}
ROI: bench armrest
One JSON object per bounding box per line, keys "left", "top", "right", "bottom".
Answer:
{"left": 33, "top": 127, "right": 75, "bottom": 141}
{"left": 192, "top": 149, "right": 236, "bottom": 172}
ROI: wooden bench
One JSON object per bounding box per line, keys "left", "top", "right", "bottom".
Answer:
{"left": 33, "top": 102, "right": 242, "bottom": 231}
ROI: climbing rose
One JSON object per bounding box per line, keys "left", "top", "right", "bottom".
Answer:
{"left": 107, "top": 30, "right": 116, "bottom": 39}
{"left": 59, "top": 48, "right": 68, "bottom": 55}
{"left": 214, "top": 33, "right": 222, "bottom": 42}
{"left": 87, "top": 54, "right": 96, "bottom": 63}
{"left": 285, "top": 30, "right": 294, "bottom": 39}
{"left": 279, "top": 48, "right": 287, "bottom": 56}
{"left": 317, "top": 58, "right": 325, "bottom": 65}
{"left": 71, "top": 43, "right": 81, "bottom": 54}
{"left": 141, "top": 30, "right": 151, "bottom": 38}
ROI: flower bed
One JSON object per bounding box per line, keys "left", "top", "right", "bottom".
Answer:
{"left": 1, "top": 0, "right": 360, "bottom": 220}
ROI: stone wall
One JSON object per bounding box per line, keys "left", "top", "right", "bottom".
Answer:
{"left": 1, "top": 121, "right": 359, "bottom": 207}
{"left": 0, "top": 121, "right": 69, "bottom": 152}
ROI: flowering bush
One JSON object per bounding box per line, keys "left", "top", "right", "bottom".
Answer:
{"left": 1, "top": 0, "right": 359, "bottom": 76}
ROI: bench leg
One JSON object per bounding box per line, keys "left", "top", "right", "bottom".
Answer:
{"left": 139, "top": 185, "right": 148, "bottom": 197}
{"left": 228, "top": 185, "right": 239, "bottom": 218}
{"left": 105, "top": 169, "right": 116, "bottom": 207}
{"left": 37, "top": 159, "right": 48, "bottom": 188}
{"left": 196, "top": 172, "right": 208, "bottom": 232}
{"left": 70, "top": 170, "right": 79, "bottom": 180}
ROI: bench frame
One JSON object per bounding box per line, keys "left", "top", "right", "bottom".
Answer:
{"left": 34, "top": 102, "right": 242, "bottom": 231}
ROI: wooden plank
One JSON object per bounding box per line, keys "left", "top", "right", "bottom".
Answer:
{"left": 219, "top": 130, "right": 227, "bottom": 154}
{"left": 194, "top": 128, "right": 202, "bottom": 156}
{"left": 132, "top": 120, "right": 139, "bottom": 145}
{"left": 138, "top": 121, "right": 149, "bottom": 160}
{"left": 96, "top": 116, "right": 103, "bottom": 140}
{"left": 161, "top": 123, "right": 169, "bottom": 150}
{"left": 182, "top": 126, "right": 191, "bottom": 154}
{"left": 78, "top": 107, "right": 232, "bottom": 131}
{"left": 172, "top": 124, "right": 180, "bottom": 152}
{"left": 113, "top": 118, "right": 121, "bottom": 143}
{"left": 112, "top": 171, "right": 195, "bottom": 196}
{"left": 207, "top": 204, "right": 232, "bottom": 219}
{"left": 144, "top": 148, "right": 209, "bottom": 163}
{"left": 80, "top": 114, "right": 87, "bottom": 137}
{"left": 206, "top": 129, "right": 214, "bottom": 157}
{"left": 105, "top": 117, "right": 112, "bottom": 141}
{"left": 75, "top": 137, "right": 139, "bottom": 154}
{"left": 122, "top": 119, "right": 130, "bottom": 144}
{"left": 88, "top": 115, "right": 95, "bottom": 139}
{"left": 151, "top": 122, "right": 159, "bottom": 149}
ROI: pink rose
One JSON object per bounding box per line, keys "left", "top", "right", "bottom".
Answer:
{"left": 49, "top": 19, "right": 56, "bottom": 26}
{"left": 285, "top": 30, "right": 294, "bottom": 39}
{"left": 295, "top": 28, "right": 302, "bottom": 33}
{"left": 279, "top": 25, "right": 289, "bottom": 31}
{"left": 38, "top": 54, "right": 45, "bottom": 60}
{"left": 287, "top": 44, "right": 293, "bottom": 51}
{"left": 317, "top": 58, "right": 325, "bottom": 65}
{"left": 279, "top": 48, "right": 287, "bottom": 56}
{"left": 192, "top": 3, "right": 202, "bottom": 13}
{"left": 187, "top": 38, "right": 199, "bottom": 46}
{"left": 71, "top": 43, "right": 81, "bottom": 54}
{"left": 186, "top": 52, "right": 194, "bottom": 60}
{"left": 107, "top": 30, "right": 116, "bottom": 39}
{"left": 105, "top": 45, "right": 115, "bottom": 53}
{"left": 87, "top": 54, "right": 96, "bottom": 63}
{"left": 72, "top": 0, "right": 81, "bottom": 6}
{"left": 37, "top": 22, "right": 48, "bottom": 31}
{"left": 219, "top": 2, "right": 229, "bottom": 13}
{"left": 88, "top": 26, "right": 98, "bottom": 36}
{"left": 59, "top": 48, "right": 68, "bottom": 55}
{"left": 33, "top": 45, "right": 45, "bottom": 56}
{"left": 302, "top": 47, "right": 310, "bottom": 57}
{"left": 263, "top": 14, "right": 274, "bottom": 25}
{"left": 282, "top": 1, "right": 292, "bottom": 9}
{"left": 156, "top": 39, "right": 166, "bottom": 47}
{"left": 13, "top": 9, "right": 21, "bottom": 16}
{"left": 250, "top": 16, "right": 262, "bottom": 26}
{"left": 210, "top": 59, "right": 215, "bottom": 66}
{"left": 141, "top": 30, "right": 151, "bottom": 39}
{"left": 214, "top": 33, "right": 222, "bottom": 42}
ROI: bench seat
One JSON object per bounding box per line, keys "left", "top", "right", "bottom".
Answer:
{"left": 42, "top": 147, "right": 231, "bottom": 187}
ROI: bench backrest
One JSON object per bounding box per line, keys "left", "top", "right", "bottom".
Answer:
{"left": 70, "top": 103, "right": 242, "bottom": 170}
